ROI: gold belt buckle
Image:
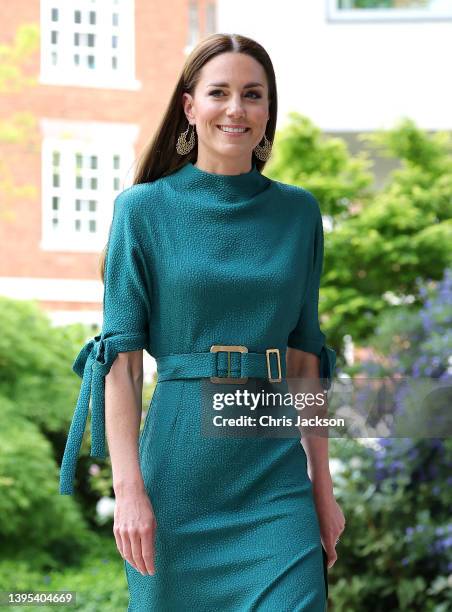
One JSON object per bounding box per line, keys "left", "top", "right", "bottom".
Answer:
{"left": 266, "top": 348, "right": 282, "bottom": 383}
{"left": 210, "top": 345, "right": 248, "bottom": 384}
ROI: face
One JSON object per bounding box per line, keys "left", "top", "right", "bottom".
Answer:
{"left": 182, "top": 52, "right": 271, "bottom": 166}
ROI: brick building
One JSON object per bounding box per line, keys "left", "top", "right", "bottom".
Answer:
{"left": 0, "top": 0, "right": 217, "bottom": 377}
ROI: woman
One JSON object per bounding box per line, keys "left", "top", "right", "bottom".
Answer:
{"left": 59, "top": 33, "right": 345, "bottom": 611}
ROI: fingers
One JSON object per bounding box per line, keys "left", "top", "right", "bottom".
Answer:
{"left": 114, "top": 523, "right": 156, "bottom": 576}
{"left": 140, "top": 516, "right": 157, "bottom": 575}
{"left": 113, "top": 526, "right": 124, "bottom": 560}
{"left": 326, "top": 547, "right": 338, "bottom": 569}
{"left": 131, "top": 527, "right": 151, "bottom": 575}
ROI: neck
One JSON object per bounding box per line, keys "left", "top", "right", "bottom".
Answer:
{"left": 194, "top": 156, "right": 253, "bottom": 176}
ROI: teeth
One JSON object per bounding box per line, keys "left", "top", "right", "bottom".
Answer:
{"left": 218, "top": 126, "right": 248, "bottom": 133}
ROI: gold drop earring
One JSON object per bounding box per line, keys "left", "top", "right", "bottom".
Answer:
{"left": 176, "top": 121, "right": 196, "bottom": 155}
{"left": 253, "top": 133, "right": 272, "bottom": 161}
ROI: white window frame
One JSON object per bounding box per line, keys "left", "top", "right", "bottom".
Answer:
{"left": 205, "top": 2, "right": 217, "bottom": 35}
{"left": 184, "top": 0, "right": 199, "bottom": 55}
{"left": 40, "top": 118, "right": 139, "bottom": 253}
{"left": 326, "top": 0, "right": 452, "bottom": 22}
{"left": 40, "top": 0, "right": 141, "bottom": 90}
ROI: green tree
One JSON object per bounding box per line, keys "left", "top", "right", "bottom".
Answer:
{"left": 0, "top": 23, "right": 40, "bottom": 221}
{"left": 267, "top": 115, "right": 452, "bottom": 350}
{"left": 0, "top": 296, "right": 97, "bottom": 567}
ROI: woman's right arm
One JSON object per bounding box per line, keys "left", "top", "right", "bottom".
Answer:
{"left": 106, "top": 349, "right": 157, "bottom": 577}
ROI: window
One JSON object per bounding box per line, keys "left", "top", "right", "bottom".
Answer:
{"left": 40, "top": 118, "right": 138, "bottom": 252}
{"left": 205, "top": 3, "right": 217, "bottom": 35}
{"left": 327, "top": 0, "right": 452, "bottom": 21}
{"left": 185, "top": 1, "right": 199, "bottom": 54}
{"left": 40, "top": 0, "right": 140, "bottom": 89}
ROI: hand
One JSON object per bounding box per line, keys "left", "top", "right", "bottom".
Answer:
{"left": 312, "top": 480, "right": 346, "bottom": 569}
{"left": 113, "top": 487, "right": 157, "bottom": 576}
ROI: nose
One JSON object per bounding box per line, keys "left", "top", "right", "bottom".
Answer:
{"left": 226, "top": 94, "right": 245, "bottom": 118}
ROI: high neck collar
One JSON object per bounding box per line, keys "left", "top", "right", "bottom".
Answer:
{"left": 171, "top": 160, "right": 270, "bottom": 204}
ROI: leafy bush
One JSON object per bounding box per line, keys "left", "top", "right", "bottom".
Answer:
{"left": 0, "top": 536, "right": 128, "bottom": 611}
{"left": 328, "top": 271, "right": 452, "bottom": 610}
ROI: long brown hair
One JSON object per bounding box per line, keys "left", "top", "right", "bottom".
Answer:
{"left": 99, "top": 33, "right": 278, "bottom": 281}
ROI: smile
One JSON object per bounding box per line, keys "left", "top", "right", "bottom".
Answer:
{"left": 217, "top": 125, "right": 250, "bottom": 134}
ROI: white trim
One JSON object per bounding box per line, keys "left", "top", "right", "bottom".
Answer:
{"left": 38, "top": 74, "right": 142, "bottom": 90}
{"left": 326, "top": 0, "right": 452, "bottom": 22}
{"left": 0, "top": 276, "right": 103, "bottom": 302}
{"left": 40, "top": 118, "right": 139, "bottom": 253}
{"left": 47, "top": 309, "right": 103, "bottom": 326}
{"left": 40, "top": 0, "right": 139, "bottom": 89}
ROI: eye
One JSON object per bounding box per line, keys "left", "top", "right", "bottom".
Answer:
{"left": 208, "top": 89, "right": 262, "bottom": 99}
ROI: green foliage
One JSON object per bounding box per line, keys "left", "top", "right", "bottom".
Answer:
{"left": 0, "top": 536, "right": 128, "bottom": 611}
{"left": 266, "top": 113, "right": 375, "bottom": 216}
{"left": 0, "top": 396, "right": 95, "bottom": 566}
{"left": 327, "top": 273, "right": 452, "bottom": 610}
{"left": 0, "top": 296, "right": 102, "bottom": 565}
{"left": 267, "top": 115, "right": 452, "bottom": 350}
{"left": 0, "top": 23, "right": 39, "bottom": 93}
{"left": 328, "top": 438, "right": 452, "bottom": 611}
{"left": 0, "top": 296, "right": 94, "bottom": 433}
{"left": 0, "top": 23, "right": 40, "bottom": 219}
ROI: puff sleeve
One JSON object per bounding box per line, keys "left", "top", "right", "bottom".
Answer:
{"left": 287, "top": 197, "right": 336, "bottom": 390}
{"left": 59, "top": 190, "right": 151, "bottom": 495}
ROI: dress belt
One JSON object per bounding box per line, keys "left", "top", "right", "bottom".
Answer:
{"left": 156, "top": 345, "right": 287, "bottom": 384}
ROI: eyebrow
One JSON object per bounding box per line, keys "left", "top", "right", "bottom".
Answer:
{"left": 206, "top": 82, "right": 264, "bottom": 88}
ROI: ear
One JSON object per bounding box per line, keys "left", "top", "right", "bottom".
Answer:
{"left": 182, "top": 93, "right": 195, "bottom": 124}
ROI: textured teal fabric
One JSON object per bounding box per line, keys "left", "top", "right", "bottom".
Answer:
{"left": 59, "top": 160, "right": 335, "bottom": 610}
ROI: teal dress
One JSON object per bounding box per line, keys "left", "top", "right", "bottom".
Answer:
{"left": 59, "top": 160, "right": 336, "bottom": 611}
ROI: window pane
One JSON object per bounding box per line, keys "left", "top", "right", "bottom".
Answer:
{"left": 338, "top": 0, "right": 450, "bottom": 8}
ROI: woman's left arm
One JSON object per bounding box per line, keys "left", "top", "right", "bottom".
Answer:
{"left": 286, "top": 346, "right": 346, "bottom": 569}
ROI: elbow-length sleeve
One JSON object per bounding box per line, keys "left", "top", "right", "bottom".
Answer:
{"left": 287, "top": 197, "right": 336, "bottom": 390}
{"left": 59, "top": 190, "right": 151, "bottom": 495}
